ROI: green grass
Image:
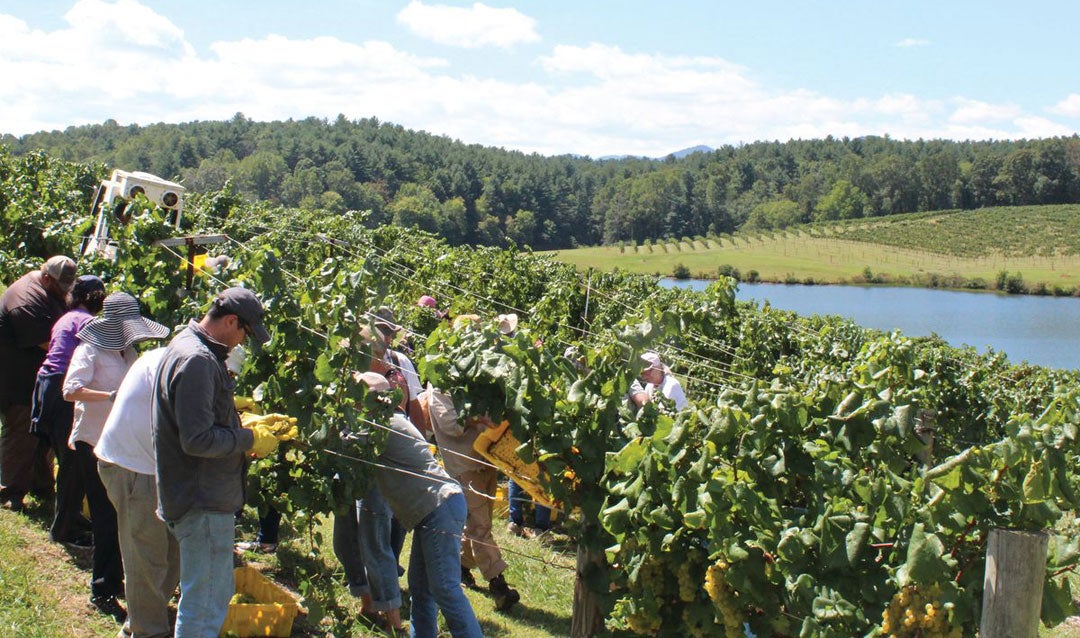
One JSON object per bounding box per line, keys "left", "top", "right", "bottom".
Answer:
{"left": 0, "top": 495, "right": 575, "bottom": 637}
{"left": 236, "top": 504, "right": 576, "bottom": 637}
{"left": 0, "top": 500, "right": 119, "bottom": 637}
{"left": 546, "top": 205, "right": 1080, "bottom": 293}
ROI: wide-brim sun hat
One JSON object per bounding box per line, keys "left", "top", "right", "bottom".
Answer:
{"left": 76, "top": 292, "right": 170, "bottom": 350}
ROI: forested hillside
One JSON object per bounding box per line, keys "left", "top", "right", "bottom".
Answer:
{"left": 4, "top": 115, "right": 1080, "bottom": 249}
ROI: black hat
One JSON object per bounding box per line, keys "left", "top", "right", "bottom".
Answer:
{"left": 72, "top": 275, "right": 105, "bottom": 298}
{"left": 213, "top": 287, "right": 270, "bottom": 344}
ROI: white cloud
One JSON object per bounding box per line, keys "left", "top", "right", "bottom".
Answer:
{"left": 0, "top": 1, "right": 1075, "bottom": 157}
{"left": 948, "top": 99, "right": 1021, "bottom": 124}
{"left": 1012, "top": 116, "right": 1075, "bottom": 139}
{"left": 396, "top": 1, "right": 539, "bottom": 49}
{"left": 1049, "top": 94, "right": 1080, "bottom": 117}
{"left": 895, "top": 38, "right": 929, "bottom": 48}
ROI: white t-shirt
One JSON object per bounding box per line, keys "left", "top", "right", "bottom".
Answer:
{"left": 386, "top": 349, "right": 422, "bottom": 403}
{"left": 644, "top": 374, "right": 689, "bottom": 410}
{"left": 64, "top": 343, "right": 136, "bottom": 448}
{"left": 95, "top": 348, "right": 165, "bottom": 475}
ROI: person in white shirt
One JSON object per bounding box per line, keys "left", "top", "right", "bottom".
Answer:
{"left": 630, "top": 351, "right": 689, "bottom": 411}
{"left": 63, "top": 292, "right": 170, "bottom": 620}
{"left": 97, "top": 347, "right": 180, "bottom": 638}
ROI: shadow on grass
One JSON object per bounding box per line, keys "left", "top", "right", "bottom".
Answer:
{"left": 18, "top": 496, "right": 96, "bottom": 570}
{"left": 483, "top": 601, "right": 573, "bottom": 637}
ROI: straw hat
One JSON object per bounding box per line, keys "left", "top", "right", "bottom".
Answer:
{"left": 76, "top": 292, "right": 170, "bottom": 350}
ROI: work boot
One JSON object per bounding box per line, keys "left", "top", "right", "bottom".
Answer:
{"left": 489, "top": 573, "right": 520, "bottom": 611}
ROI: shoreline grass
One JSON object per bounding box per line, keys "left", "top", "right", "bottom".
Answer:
{"left": 546, "top": 235, "right": 1080, "bottom": 294}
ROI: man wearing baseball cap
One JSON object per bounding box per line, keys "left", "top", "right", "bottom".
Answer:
{"left": 152, "top": 286, "right": 276, "bottom": 637}
{"left": 0, "top": 255, "right": 77, "bottom": 511}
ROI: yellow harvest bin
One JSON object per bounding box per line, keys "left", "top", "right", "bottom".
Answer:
{"left": 493, "top": 483, "right": 509, "bottom": 514}
{"left": 220, "top": 566, "right": 306, "bottom": 638}
{"left": 473, "top": 421, "right": 556, "bottom": 509}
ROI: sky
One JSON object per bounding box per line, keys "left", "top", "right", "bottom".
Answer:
{"left": 1, "top": 0, "right": 1078, "bottom": 158}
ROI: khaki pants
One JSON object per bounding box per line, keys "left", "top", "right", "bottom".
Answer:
{"left": 0, "top": 403, "right": 54, "bottom": 505}
{"left": 99, "top": 461, "right": 179, "bottom": 638}
{"left": 457, "top": 467, "right": 508, "bottom": 581}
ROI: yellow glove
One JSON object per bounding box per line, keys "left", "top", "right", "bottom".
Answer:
{"left": 240, "top": 412, "right": 268, "bottom": 428}
{"left": 275, "top": 424, "right": 299, "bottom": 441}
{"left": 248, "top": 423, "right": 279, "bottom": 458}
{"left": 234, "top": 396, "right": 257, "bottom": 411}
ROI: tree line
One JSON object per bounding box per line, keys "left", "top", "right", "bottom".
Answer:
{"left": 3, "top": 114, "right": 1079, "bottom": 249}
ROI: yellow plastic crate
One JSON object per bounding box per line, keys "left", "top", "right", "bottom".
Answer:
{"left": 493, "top": 483, "right": 509, "bottom": 514}
{"left": 220, "top": 566, "right": 306, "bottom": 638}
{"left": 473, "top": 421, "right": 556, "bottom": 509}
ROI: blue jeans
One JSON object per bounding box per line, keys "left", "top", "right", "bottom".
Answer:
{"left": 408, "top": 493, "right": 481, "bottom": 638}
{"left": 332, "top": 503, "right": 366, "bottom": 596}
{"left": 356, "top": 488, "right": 402, "bottom": 611}
{"left": 508, "top": 480, "right": 550, "bottom": 530}
{"left": 168, "top": 510, "right": 235, "bottom": 638}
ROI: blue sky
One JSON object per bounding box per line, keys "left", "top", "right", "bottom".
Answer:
{"left": 1, "top": 0, "right": 1078, "bottom": 157}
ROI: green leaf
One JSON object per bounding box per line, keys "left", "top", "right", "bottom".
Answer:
{"left": 607, "top": 438, "right": 647, "bottom": 474}
{"left": 897, "top": 523, "right": 948, "bottom": 587}
{"left": 314, "top": 352, "right": 335, "bottom": 384}
{"left": 1041, "top": 576, "right": 1074, "bottom": 626}
{"left": 845, "top": 522, "right": 870, "bottom": 566}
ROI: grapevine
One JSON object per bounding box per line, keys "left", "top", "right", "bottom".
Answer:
{"left": 3, "top": 149, "right": 1080, "bottom": 636}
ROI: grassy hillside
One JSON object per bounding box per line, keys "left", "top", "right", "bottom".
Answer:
{"left": 546, "top": 204, "right": 1080, "bottom": 294}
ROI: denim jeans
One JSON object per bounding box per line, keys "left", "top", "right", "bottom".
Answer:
{"left": 508, "top": 480, "right": 550, "bottom": 530}
{"left": 356, "top": 488, "right": 402, "bottom": 611}
{"left": 168, "top": 510, "right": 235, "bottom": 638}
{"left": 408, "top": 493, "right": 481, "bottom": 638}
{"left": 332, "top": 502, "right": 366, "bottom": 596}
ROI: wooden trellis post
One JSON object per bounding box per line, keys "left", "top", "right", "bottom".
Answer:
{"left": 979, "top": 528, "right": 1048, "bottom": 638}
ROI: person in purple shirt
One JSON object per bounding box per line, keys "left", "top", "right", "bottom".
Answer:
{"left": 30, "top": 275, "right": 105, "bottom": 544}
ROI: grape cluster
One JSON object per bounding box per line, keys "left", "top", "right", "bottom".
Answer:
{"left": 880, "top": 584, "right": 960, "bottom": 638}
{"left": 677, "top": 561, "right": 699, "bottom": 602}
{"left": 636, "top": 556, "right": 667, "bottom": 595}
{"left": 704, "top": 559, "right": 744, "bottom": 636}
{"left": 624, "top": 611, "right": 662, "bottom": 635}
{"left": 611, "top": 597, "right": 662, "bottom": 636}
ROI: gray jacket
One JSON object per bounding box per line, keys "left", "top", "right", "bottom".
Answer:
{"left": 376, "top": 412, "right": 461, "bottom": 530}
{"left": 153, "top": 321, "right": 254, "bottom": 522}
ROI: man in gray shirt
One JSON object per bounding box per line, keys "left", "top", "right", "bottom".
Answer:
{"left": 153, "top": 287, "right": 278, "bottom": 638}
{"left": 358, "top": 371, "right": 482, "bottom": 638}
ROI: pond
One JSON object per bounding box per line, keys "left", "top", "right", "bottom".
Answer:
{"left": 660, "top": 279, "right": 1080, "bottom": 371}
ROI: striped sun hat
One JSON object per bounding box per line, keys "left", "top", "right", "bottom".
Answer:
{"left": 76, "top": 292, "right": 170, "bottom": 350}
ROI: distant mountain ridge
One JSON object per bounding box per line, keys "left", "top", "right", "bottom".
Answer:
{"left": 598, "top": 144, "right": 715, "bottom": 161}
{"left": 669, "top": 145, "right": 714, "bottom": 158}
